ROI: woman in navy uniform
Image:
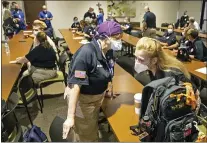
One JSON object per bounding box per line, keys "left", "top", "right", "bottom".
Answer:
{"left": 62, "top": 21, "right": 123, "bottom": 141}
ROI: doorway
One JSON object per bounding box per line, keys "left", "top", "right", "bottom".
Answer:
{"left": 24, "top": 1, "right": 45, "bottom": 29}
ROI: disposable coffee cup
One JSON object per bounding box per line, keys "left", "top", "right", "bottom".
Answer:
{"left": 134, "top": 93, "right": 142, "bottom": 115}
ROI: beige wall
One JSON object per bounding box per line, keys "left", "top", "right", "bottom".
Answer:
{"left": 46, "top": 1, "right": 180, "bottom": 37}
{"left": 1, "top": 1, "right": 203, "bottom": 39}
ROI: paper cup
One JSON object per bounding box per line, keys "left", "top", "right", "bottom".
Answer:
{"left": 134, "top": 93, "right": 142, "bottom": 115}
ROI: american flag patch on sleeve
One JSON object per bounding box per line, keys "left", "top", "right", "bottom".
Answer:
{"left": 75, "top": 70, "right": 86, "bottom": 79}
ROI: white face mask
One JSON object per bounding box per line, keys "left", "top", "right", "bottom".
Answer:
{"left": 134, "top": 61, "right": 149, "bottom": 74}
{"left": 33, "top": 30, "right": 39, "bottom": 36}
{"left": 110, "top": 39, "right": 122, "bottom": 51}
{"left": 167, "top": 29, "right": 173, "bottom": 34}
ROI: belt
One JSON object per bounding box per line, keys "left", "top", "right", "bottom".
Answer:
{"left": 35, "top": 67, "right": 56, "bottom": 70}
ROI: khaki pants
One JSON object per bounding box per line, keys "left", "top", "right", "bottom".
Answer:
{"left": 74, "top": 93, "right": 105, "bottom": 142}
{"left": 23, "top": 66, "right": 57, "bottom": 84}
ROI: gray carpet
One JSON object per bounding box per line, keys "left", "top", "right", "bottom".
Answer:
{"left": 15, "top": 94, "right": 117, "bottom": 142}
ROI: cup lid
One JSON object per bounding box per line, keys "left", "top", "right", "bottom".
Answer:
{"left": 134, "top": 93, "right": 142, "bottom": 100}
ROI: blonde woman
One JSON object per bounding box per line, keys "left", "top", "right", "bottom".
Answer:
{"left": 134, "top": 37, "right": 200, "bottom": 112}
{"left": 10, "top": 32, "right": 57, "bottom": 84}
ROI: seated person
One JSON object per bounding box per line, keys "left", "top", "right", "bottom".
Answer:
{"left": 11, "top": 3, "right": 26, "bottom": 34}
{"left": 157, "top": 24, "right": 177, "bottom": 48}
{"left": 71, "top": 17, "right": 81, "bottom": 30}
{"left": 3, "top": 12, "right": 18, "bottom": 39}
{"left": 10, "top": 32, "right": 57, "bottom": 84}
{"left": 134, "top": 37, "right": 200, "bottom": 114}
{"left": 83, "top": 26, "right": 96, "bottom": 42}
{"left": 121, "top": 17, "right": 132, "bottom": 34}
{"left": 166, "top": 27, "right": 192, "bottom": 50}
{"left": 187, "top": 29, "right": 207, "bottom": 61}
{"left": 188, "top": 17, "right": 200, "bottom": 30}
{"left": 31, "top": 20, "right": 57, "bottom": 54}
{"left": 142, "top": 21, "right": 156, "bottom": 38}
{"left": 76, "top": 20, "right": 89, "bottom": 35}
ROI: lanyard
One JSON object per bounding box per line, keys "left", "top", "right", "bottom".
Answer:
{"left": 96, "top": 40, "right": 114, "bottom": 76}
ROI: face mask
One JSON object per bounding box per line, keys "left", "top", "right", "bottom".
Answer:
{"left": 33, "top": 30, "right": 39, "bottom": 36}
{"left": 167, "top": 29, "right": 173, "bottom": 34}
{"left": 134, "top": 61, "right": 149, "bottom": 74}
{"left": 110, "top": 39, "right": 122, "bottom": 51}
{"left": 43, "top": 10, "right": 47, "bottom": 13}
{"left": 74, "top": 20, "right": 78, "bottom": 23}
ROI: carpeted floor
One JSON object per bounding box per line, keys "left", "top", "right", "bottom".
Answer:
{"left": 15, "top": 82, "right": 117, "bottom": 142}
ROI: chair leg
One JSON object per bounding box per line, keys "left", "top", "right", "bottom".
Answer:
{"left": 24, "top": 104, "right": 33, "bottom": 126}
{"left": 40, "top": 86, "right": 44, "bottom": 108}
{"left": 36, "top": 94, "right": 43, "bottom": 113}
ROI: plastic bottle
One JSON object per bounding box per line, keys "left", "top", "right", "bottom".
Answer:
{"left": 5, "top": 42, "right": 10, "bottom": 54}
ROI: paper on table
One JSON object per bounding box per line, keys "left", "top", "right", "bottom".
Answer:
{"left": 73, "top": 37, "right": 84, "bottom": 40}
{"left": 195, "top": 67, "right": 207, "bottom": 74}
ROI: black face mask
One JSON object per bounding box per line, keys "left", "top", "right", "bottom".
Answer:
{"left": 15, "top": 8, "right": 18, "bottom": 11}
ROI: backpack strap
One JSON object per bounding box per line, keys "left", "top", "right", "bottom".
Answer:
{"left": 140, "top": 77, "right": 176, "bottom": 118}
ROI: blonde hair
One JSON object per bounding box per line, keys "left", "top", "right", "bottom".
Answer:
{"left": 135, "top": 37, "right": 190, "bottom": 79}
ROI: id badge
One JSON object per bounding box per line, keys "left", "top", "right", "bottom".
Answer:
{"left": 19, "top": 15, "right": 21, "bottom": 18}
{"left": 166, "top": 36, "right": 169, "bottom": 39}
{"left": 45, "top": 14, "right": 48, "bottom": 18}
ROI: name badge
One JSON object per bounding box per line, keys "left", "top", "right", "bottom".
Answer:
{"left": 166, "top": 36, "right": 169, "bottom": 39}
{"left": 45, "top": 14, "right": 48, "bottom": 18}
{"left": 19, "top": 15, "right": 21, "bottom": 18}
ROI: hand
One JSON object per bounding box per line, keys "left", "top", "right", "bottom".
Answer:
{"left": 62, "top": 117, "right": 74, "bottom": 139}
{"left": 16, "top": 57, "right": 22, "bottom": 61}
{"left": 64, "top": 86, "right": 71, "bottom": 99}
{"left": 9, "top": 61, "right": 17, "bottom": 64}
{"left": 15, "top": 18, "right": 20, "bottom": 21}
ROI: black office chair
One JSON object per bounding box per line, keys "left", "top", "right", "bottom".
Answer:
{"left": 2, "top": 92, "right": 23, "bottom": 142}
{"left": 58, "top": 50, "right": 70, "bottom": 85}
{"left": 200, "top": 88, "right": 207, "bottom": 106}
{"left": 49, "top": 116, "right": 73, "bottom": 142}
{"left": 17, "top": 74, "right": 43, "bottom": 126}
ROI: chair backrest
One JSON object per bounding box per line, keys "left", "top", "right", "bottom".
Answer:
{"left": 58, "top": 51, "right": 69, "bottom": 71}
{"left": 49, "top": 116, "right": 73, "bottom": 142}
{"left": 17, "top": 75, "right": 37, "bottom": 103}
{"left": 1, "top": 92, "right": 19, "bottom": 142}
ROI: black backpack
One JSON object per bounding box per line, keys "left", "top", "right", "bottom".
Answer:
{"left": 3, "top": 17, "right": 15, "bottom": 36}
{"left": 138, "top": 77, "right": 199, "bottom": 142}
{"left": 177, "top": 47, "right": 192, "bottom": 62}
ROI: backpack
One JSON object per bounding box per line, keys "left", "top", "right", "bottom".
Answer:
{"left": 201, "top": 42, "right": 207, "bottom": 62}
{"left": 3, "top": 18, "right": 15, "bottom": 36}
{"left": 177, "top": 47, "right": 192, "bottom": 62}
{"left": 138, "top": 77, "right": 199, "bottom": 142}
{"left": 23, "top": 125, "right": 48, "bottom": 142}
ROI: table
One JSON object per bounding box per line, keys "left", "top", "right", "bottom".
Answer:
{"left": 121, "top": 32, "right": 206, "bottom": 81}
{"left": 2, "top": 32, "right": 33, "bottom": 100}
{"left": 158, "top": 27, "right": 207, "bottom": 39}
{"left": 59, "top": 29, "right": 142, "bottom": 142}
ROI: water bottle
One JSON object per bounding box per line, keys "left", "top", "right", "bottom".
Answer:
{"left": 5, "top": 42, "right": 10, "bottom": 54}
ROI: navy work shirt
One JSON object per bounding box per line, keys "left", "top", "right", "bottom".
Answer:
{"left": 84, "top": 11, "right": 96, "bottom": 20}
{"left": 158, "top": 31, "right": 177, "bottom": 46}
{"left": 12, "top": 9, "right": 26, "bottom": 33}
{"left": 39, "top": 11, "right": 53, "bottom": 28}
{"left": 143, "top": 11, "right": 156, "bottom": 28}
{"left": 67, "top": 39, "right": 113, "bottom": 95}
